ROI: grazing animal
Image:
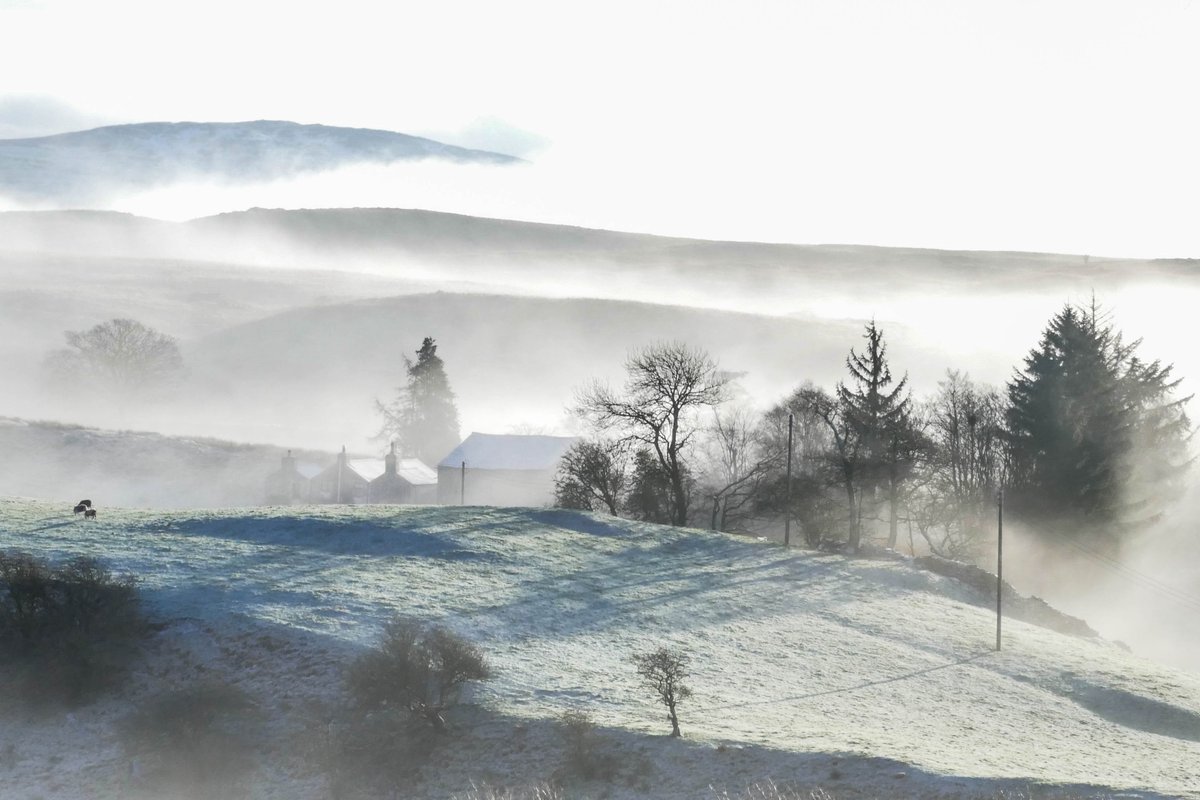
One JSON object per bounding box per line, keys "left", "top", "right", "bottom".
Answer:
{"left": 84, "top": 508, "right": 97, "bottom": 518}
{"left": 73, "top": 503, "right": 88, "bottom": 514}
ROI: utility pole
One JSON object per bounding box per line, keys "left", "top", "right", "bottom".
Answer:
{"left": 996, "top": 488, "right": 1004, "bottom": 651}
{"left": 337, "top": 445, "right": 344, "bottom": 504}
{"left": 784, "top": 413, "right": 794, "bottom": 547}
{"left": 460, "top": 461, "right": 466, "bottom": 506}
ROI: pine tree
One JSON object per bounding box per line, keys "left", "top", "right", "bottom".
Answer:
{"left": 378, "top": 337, "right": 461, "bottom": 465}
{"left": 836, "top": 321, "right": 917, "bottom": 550}
{"left": 1006, "top": 302, "right": 1191, "bottom": 543}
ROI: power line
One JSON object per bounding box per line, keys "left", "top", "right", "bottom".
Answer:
{"left": 1062, "top": 538, "right": 1200, "bottom": 612}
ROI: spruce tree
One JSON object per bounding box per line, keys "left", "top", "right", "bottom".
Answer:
{"left": 1006, "top": 302, "right": 1190, "bottom": 543}
{"left": 836, "top": 321, "right": 917, "bottom": 549}
{"left": 378, "top": 337, "right": 461, "bottom": 465}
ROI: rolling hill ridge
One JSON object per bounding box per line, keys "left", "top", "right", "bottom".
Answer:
{"left": 0, "top": 121, "right": 521, "bottom": 202}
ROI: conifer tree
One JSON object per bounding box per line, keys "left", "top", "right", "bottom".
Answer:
{"left": 1006, "top": 302, "right": 1190, "bottom": 543}
{"left": 836, "top": 321, "right": 918, "bottom": 549}
{"left": 378, "top": 337, "right": 461, "bottom": 465}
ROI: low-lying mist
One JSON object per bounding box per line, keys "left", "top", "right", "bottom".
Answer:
{"left": 1, "top": 190, "right": 1197, "bottom": 674}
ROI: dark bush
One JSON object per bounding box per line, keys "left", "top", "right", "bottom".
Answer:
{"left": 346, "top": 616, "right": 492, "bottom": 728}
{"left": 0, "top": 551, "right": 144, "bottom": 706}
{"left": 323, "top": 617, "right": 493, "bottom": 796}
{"left": 558, "top": 710, "right": 617, "bottom": 782}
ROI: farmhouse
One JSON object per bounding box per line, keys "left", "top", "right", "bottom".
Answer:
{"left": 370, "top": 442, "right": 438, "bottom": 504}
{"left": 304, "top": 445, "right": 438, "bottom": 505}
{"left": 437, "top": 432, "right": 579, "bottom": 507}
{"left": 311, "top": 447, "right": 374, "bottom": 504}
{"left": 264, "top": 450, "right": 323, "bottom": 504}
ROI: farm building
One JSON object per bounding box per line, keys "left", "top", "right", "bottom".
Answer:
{"left": 307, "top": 445, "right": 438, "bottom": 505}
{"left": 437, "top": 432, "right": 579, "bottom": 507}
{"left": 264, "top": 450, "right": 323, "bottom": 504}
{"left": 370, "top": 442, "right": 438, "bottom": 504}
{"left": 310, "top": 447, "right": 373, "bottom": 504}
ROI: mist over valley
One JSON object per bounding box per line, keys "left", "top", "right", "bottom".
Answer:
{"left": 3, "top": 4, "right": 1200, "bottom": 794}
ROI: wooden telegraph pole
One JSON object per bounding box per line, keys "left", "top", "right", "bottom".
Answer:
{"left": 784, "top": 413, "right": 794, "bottom": 547}
{"left": 460, "top": 461, "right": 466, "bottom": 505}
{"left": 996, "top": 488, "right": 1004, "bottom": 651}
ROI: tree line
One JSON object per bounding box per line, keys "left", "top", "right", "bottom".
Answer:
{"left": 558, "top": 300, "right": 1192, "bottom": 557}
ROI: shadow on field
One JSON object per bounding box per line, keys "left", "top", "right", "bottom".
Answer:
{"left": 131, "top": 510, "right": 514, "bottom": 563}
{"left": 410, "top": 702, "right": 1185, "bottom": 800}
{"left": 1061, "top": 677, "right": 1200, "bottom": 743}
{"left": 483, "top": 523, "right": 927, "bottom": 637}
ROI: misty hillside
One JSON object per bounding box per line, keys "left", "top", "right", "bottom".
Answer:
{"left": 0, "top": 417, "right": 330, "bottom": 508}
{"left": 182, "top": 292, "right": 917, "bottom": 448}
{"left": 0, "top": 248, "right": 435, "bottom": 358}
{"left": 1, "top": 500, "right": 1196, "bottom": 799}
{"left": 4, "top": 207, "right": 1199, "bottom": 452}
{"left": 3, "top": 208, "right": 1195, "bottom": 298}
{"left": 0, "top": 122, "right": 520, "bottom": 202}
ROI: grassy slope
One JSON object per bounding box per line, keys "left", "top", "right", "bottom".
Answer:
{"left": 0, "top": 500, "right": 1196, "bottom": 799}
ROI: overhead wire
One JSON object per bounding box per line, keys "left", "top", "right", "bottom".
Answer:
{"left": 1060, "top": 537, "right": 1200, "bottom": 612}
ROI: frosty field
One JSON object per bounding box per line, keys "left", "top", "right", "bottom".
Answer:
{"left": 1, "top": 498, "right": 1197, "bottom": 799}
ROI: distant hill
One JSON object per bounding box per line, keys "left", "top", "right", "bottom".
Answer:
{"left": 0, "top": 121, "right": 521, "bottom": 202}
{"left": 0, "top": 417, "right": 331, "bottom": 507}
{"left": 1, "top": 208, "right": 1194, "bottom": 307}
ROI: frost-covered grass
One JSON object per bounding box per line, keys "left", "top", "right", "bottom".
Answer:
{"left": 1, "top": 498, "right": 1197, "bottom": 799}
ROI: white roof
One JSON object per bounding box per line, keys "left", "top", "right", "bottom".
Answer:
{"left": 296, "top": 462, "right": 324, "bottom": 480}
{"left": 395, "top": 458, "right": 437, "bottom": 485}
{"left": 437, "top": 432, "right": 579, "bottom": 471}
{"left": 347, "top": 458, "right": 386, "bottom": 481}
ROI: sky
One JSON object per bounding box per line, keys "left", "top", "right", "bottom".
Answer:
{"left": 1, "top": 0, "right": 1199, "bottom": 256}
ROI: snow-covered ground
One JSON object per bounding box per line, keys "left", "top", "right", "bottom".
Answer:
{"left": 1, "top": 499, "right": 1198, "bottom": 799}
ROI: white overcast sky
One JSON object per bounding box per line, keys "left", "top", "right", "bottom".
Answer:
{"left": 1, "top": 0, "right": 1198, "bottom": 257}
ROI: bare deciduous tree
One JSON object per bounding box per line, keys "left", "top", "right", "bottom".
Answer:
{"left": 697, "top": 405, "right": 779, "bottom": 532}
{"left": 578, "top": 342, "right": 729, "bottom": 527}
{"left": 554, "top": 439, "right": 628, "bottom": 515}
{"left": 44, "top": 318, "right": 185, "bottom": 396}
{"left": 631, "top": 647, "right": 692, "bottom": 737}
{"left": 794, "top": 385, "right": 864, "bottom": 551}
{"left": 910, "top": 370, "right": 1006, "bottom": 559}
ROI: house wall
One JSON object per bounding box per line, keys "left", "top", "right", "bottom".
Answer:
{"left": 311, "top": 467, "right": 370, "bottom": 504}
{"left": 264, "top": 469, "right": 310, "bottom": 504}
{"left": 437, "top": 466, "right": 556, "bottom": 507}
{"left": 369, "top": 474, "right": 438, "bottom": 505}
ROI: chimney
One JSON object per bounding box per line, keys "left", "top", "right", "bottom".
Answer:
{"left": 282, "top": 449, "right": 296, "bottom": 473}
{"left": 385, "top": 441, "right": 398, "bottom": 476}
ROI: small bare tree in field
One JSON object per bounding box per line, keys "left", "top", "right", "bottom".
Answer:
{"left": 632, "top": 647, "right": 692, "bottom": 737}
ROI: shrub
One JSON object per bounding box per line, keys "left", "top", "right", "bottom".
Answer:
{"left": 558, "top": 710, "right": 617, "bottom": 782}
{"left": 120, "top": 682, "right": 260, "bottom": 798}
{"left": 324, "top": 618, "right": 493, "bottom": 796}
{"left": 346, "top": 616, "right": 492, "bottom": 728}
{"left": 0, "top": 551, "right": 143, "bottom": 706}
